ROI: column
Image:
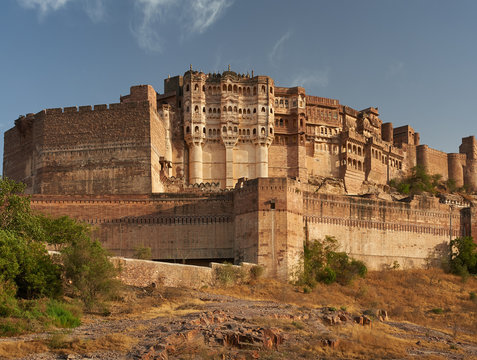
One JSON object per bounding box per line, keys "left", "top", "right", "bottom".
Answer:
{"left": 189, "top": 142, "right": 203, "bottom": 184}
{"left": 225, "top": 146, "right": 234, "bottom": 189}
{"left": 255, "top": 144, "right": 269, "bottom": 178}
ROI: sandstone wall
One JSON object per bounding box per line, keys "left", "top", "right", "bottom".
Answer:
{"left": 417, "top": 145, "right": 449, "bottom": 179}
{"left": 304, "top": 193, "right": 461, "bottom": 269}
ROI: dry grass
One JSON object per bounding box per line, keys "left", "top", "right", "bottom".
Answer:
{"left": 0, "top": 341, "right": 48, "bottom": 359}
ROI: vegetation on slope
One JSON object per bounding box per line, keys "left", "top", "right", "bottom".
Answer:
{"left": 0, "top": 178, "right": 120, "bottom": 336}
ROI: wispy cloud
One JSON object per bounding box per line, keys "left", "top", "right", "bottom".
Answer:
{"left": 17, "top": 0, "right": 72, "bottom": 17}
{"left": 133, "top": 0, "right": 233, "bottom": 52}
{"left": 17, "top": 0, "right": 107, "bottom": 22}
{"left": 291, "top": 69, "right": 330, "bottom": 88}
{"left": 269, "top": 31, "right": 291, "bottom": 67}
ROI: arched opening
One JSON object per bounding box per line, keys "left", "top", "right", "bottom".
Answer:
{"left": 223, "top": 106, "right": 227, "bottom": 112}
{"left": 234, "top": 126, "right": 238, "bottom": 132}
{"left": 194, "top": 126, "right": 199, "bottom": 133}
{"left": 253, "top": 108, "right": 256, "bottom": 113}
{"left": 223, "top": 84, "right": 227, "bottom": 91}
{"left": 261, "top": 127, "right": 265, "bottom": 135}
{"left": 261, "top": 107, "right": 265, "bottom": 112}
{"left": 358, "top": 161, "right": 362, "bottom": 171}
{"left": 218, "top": 108, "right": 221, "bottom": 113}
{"left": 228, "top": 106, "right": 232, "bottom": 112}
{"left": 247, "top": 109, "right": 251, "bottom": 114}
{"left": 186, "top": 126, "right": 190, "bottom": 133}
{"left": 208, "top": 108, "right": 212, "bottom": 113}
{"left": 223, "top": 126, "right": 227, "bottom": 133}
{"left": 270, "top": 87, "right": 273, "bottom": 94}
{"left": 186, "top": 106, "right": 190, "bottom": 112}
{"left": 239, "top": 109, "right": 242, "bottom": 114}
{"left": 234, "top": 106, "right": 237, "bottom": 112}
{"left": 353, "top": 159, "right": 357, "bottom": 169}
{"left": 253, "top": 128, "right": 257, "bottom": 135}
{"left": 203, "top": 127, "right": 206, "bottom": 134}
{"left": 202, "top": 107, "right": 206, "bottom": 113}
{"left": 213, "top": 129, "right": 216, "bottom": 135}
{"left": 261, "top": 85, "right": 266, "bottom": 93}
{"left": 194, "top": 84, "right": 199, "bottom": 91}
{"left": 353, "top": 145, "right": 357, "bottom": 153}
{"left": 228, "top": 84, "right": 232, "bottom": 91}
{"left": 239, "top": 87, "right": 242, "bottom": 94}
{"left": 194, "top": 105, "right": 199, "bottom": 113}
{"left": 186, "top": 84, "right": 190, "bottom": 91}
{"left": 270, "top": 128, "right": 273, "bottom": 134}
{"left": 247, "top": 87, "right": 251, "bottom": 95}
{"left": 270, "top": 108, "right": 273, "bottom": 113}
{"left": 213, "top": 108, "right": 216, "bottom": 114}
{"left": 279, "top": 119, "right": 283, "bottom": 126}
{"left": 233, "top": 85, "right": 237, "bottom": 93}
{"left": 239, "top": 129, "right": 242, "bottom": 135}
{"left": 247, "top": 129, "right": 250, "bottom": 135}
{"left": 228, "top": 126, "right": 232, "bottom": 133}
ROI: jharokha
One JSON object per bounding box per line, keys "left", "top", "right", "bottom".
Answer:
{"left": 4, "top": 67, "right": 477, "bottom": 279}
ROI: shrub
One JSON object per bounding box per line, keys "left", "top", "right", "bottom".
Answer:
{"left": 133, "top": 246, "right": 152, "bottom": 260}
{"left": 46, "top": 300, "right": 81, "bottom": 328}
{"left": 297, "top": 236, "right": 367, "bottom": 288}
{"left": 61, "top": 236, "right": 121, "bottom": 307}
{"left": 390, "top": 165, "right": 443, "bottom": 195}
{"left": 249, "top": 265, "right": 265, "bottom": 280}
{"left": 449, "top": 236, "right": 477, "bottom": 277}
{"left": 215, "top": 263, "right": 246, "bottom": 286}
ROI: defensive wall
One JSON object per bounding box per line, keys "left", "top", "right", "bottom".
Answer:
{"left": 31, "top": 177, "right": 476, "bottom": 280}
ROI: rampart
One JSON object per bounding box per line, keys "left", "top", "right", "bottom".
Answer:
{"left": 30, "top": 177, "right": 476, "bottom": 279}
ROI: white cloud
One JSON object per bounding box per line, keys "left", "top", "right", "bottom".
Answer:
{"left": 269, "top": 31, "right": 291, "bottom": 66}
{"left": 17, "top": 0, "right": 72, "bottom": 16}
{"left": 291, "top": 69, "right": 330, "bottom": 89}
{"left": 17, "top": 0, "right": 107, "bottom": 21}
{"left": 133, "top": 0, "right": 233, "bottom": 52}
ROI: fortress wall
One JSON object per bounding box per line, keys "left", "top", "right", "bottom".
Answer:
{"left": 203, "top": 142, "right": 226, "bottom": 185}
{"left": 8, "top": 101, "right": 158, "bottom": 195}
{"left": 304, "top": 193, "right": 460, "bottom": 269}
{"left": 416, "top": 145, "right": 449, "bottom": 179}
{"left": 268, "top": 142, "right": 291, "bottom": 178}
{"left": 447, "top": 153, "right": 466, "bottom": 188}
{"left": 31, "top": 193, "right": 235, "bottom": 261}
{"left": 3, "top": 115, "right": 43, "bottom": 193}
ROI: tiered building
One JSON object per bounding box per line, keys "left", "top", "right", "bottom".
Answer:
{"left": 3, "top": 67, "right": 477, "bottom": 279}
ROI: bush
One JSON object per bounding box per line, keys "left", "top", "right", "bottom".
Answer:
{"left": 46, "top": 300, "right": 81, "bottom": 328}
{"left": 62, "top": 236, "right": 121, "bottom": 307}
{"left": 133, "top": 246, "right": 152, "bottom": 260}
{"left": 249, "top": 265, "right": 265, "bottom": 280}
{"left": 390, "top": 165, "right": 443, "bottom": 195}
{"left": 215, "top": 263, "right": 246, "bottom": 286}
{"left": 297, "top": 236, "right": 367, "bottom": 288}
{"left": 449, "top": 236, "right": 477, "bottom": 277}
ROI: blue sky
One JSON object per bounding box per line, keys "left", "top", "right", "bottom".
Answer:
{"left": 1, "top": 0, "right": 476, "bottom": 170}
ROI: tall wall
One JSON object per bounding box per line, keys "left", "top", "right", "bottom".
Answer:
{"left": 416, "top": 145, "right": 449, "bottom": 179}
{"left": 4, "top": 86, "right": 166, "bottom": 195}
{"left": 304, "top": 193, "right": 462, "bottom": 269}
{"left": 32, "top": 193, "right": 235, "bottom": 261}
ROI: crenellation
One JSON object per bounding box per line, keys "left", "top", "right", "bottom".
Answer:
{"left": 4, "top": 67, "right": 477, "bottom": 280}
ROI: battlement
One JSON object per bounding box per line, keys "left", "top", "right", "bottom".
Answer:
{"left": 306, "top": 95, "right": 339, "bottom": 107}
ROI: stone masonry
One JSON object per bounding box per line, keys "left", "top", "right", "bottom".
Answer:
{"left": 3, "top": 67, "right": 477, "bottom": 280}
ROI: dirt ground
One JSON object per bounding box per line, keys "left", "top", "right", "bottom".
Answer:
{"left": 1, "top": 269, "right": 476, "bottom": 359}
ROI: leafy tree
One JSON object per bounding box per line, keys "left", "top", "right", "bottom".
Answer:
{"left": 61, "top": 235, "right": 120, "bottom": 307}
{"left": 298, "top": 236, "right": 367, "bottom": 288}
{"left": 449, "top": 236, "right": 477, "bottom": 277}
{"left": 390, "top": 165, "right": 444, "bottom": 195}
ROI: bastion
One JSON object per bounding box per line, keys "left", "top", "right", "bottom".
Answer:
{"left": 4, "top": 67, "right": 477, "bottom": 280}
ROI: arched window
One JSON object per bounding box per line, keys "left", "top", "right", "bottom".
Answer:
{"left": 247, "top": 109, "right": 251, "bottom": 114}
{"left": 261, "top": 85, "right": 266, "bottom": 93}
{"left": 203, "top": 127, "right": 206, "bottom": 134}
{"left": 239, "top": 87, "right": 242, "bottom": 94}
{"left": 239, "top": 129, "right": 242, "bottom": 135}
{"left": 234, "top": 126, "right": 237, "bottom": 132}
{"left": 202, "top": 107, "right": 206, "bottom": 113}
{"left": 247, "top": 129, "right": 250, "bottom": 135}
{"left": 285, "top": 119, "right": 288, "bottom": 126}
{"left": 261, "top": 127, "right": 265, "bottom": 135}
{"left": 253, "top": 108, "right": 256, "bottom": 113}
{"left": 228, "top": 106, "right": 232, "bottom": 112}
{"left": 194, "top": 84, "right": 199, "bottom": 91}
{"left": 228, "top": 126, "right": 232, "bottom": 133}
{"left": 213, "top": 108, "right": 216, "bottom": 114}
{"left": 209, "top": 129, "right": 212, "bottom": 135}
{"left": 223, "top": 126, "right": 227, "bottom": 133}
{"left": 353, "top": 145, "right": 357, "bottom": 154}
{"left": 223, "top": 106, "right": 227, "bottom": 112}
{"left": 186, "top": 84, "right": 190, "bottom": 91}
{"left": 217, "top": 129, "right": 221, "bottom": 134}
{"left": 247, "top": 87, "right": 251, "bottom": 95}
{"left": 270, "top": 108, "right": 273, "bottom": 113}
{"left": 353, "top": 159, "right": 357, "bottom": 169}
{"left": 228, "top": 84, "right": 232, "bottom": 91}
{"left": 186, "top": 126, "right": 190, "bottom": 133}
{"left": 253, "top": 128, "right": 257, "bottom": 135}
{"left": 223, "top": 84, "right": 226, "bottom": 91}
{"left": 234, "top": 106, "right": 237, "bottom": 112}
{"left": 208, "top": 108, "right": 212, "bottom": 113}
{"left": 233, "top": 85, "right": 237, "bottom": 93}
{"left": 194, "top": 126, "right": 199, "bottom": 133}
{"left": 213, "top": 129, "right": 216, "bottom": 135}
{"left": 270, "top": 128, "right": 273, "bottom": 134}
{"left": 358, "top": 161, "right": 362, "bottom": 171}
{"left": 280, "top": 119, "right": 283, "bottom": 126}
{"left": 186, "top": 106, "right": 190, "bottom": 112}
{"left": 270, "top": 87, "right": 273, "bottom": 94}
{"left": 239, "top": 109, "right": 242, "bottom": 114}
{"left": 194, "top": 105, "right": 199, "bottom": 113}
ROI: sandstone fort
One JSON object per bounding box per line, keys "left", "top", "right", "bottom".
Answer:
{"left": 4, "top": 67, "right": 477, "bottom": 279}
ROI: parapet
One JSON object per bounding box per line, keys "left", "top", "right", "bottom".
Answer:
{"left": 120, "top": 85, "right": 157, "bottom": 109}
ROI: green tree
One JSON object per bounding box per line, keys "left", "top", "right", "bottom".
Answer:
{"left": 449, "top": 236, "right": 477, "bottom": 276}
{"left": 299, "top": 236, "right": 367, "bottom": 287}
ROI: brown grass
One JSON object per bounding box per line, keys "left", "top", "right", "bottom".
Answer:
{"left": 0, "top": 341, "right": 48, "bottom": 359}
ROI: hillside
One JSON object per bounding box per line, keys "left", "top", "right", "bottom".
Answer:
{"left": 0, "top": 269, "right": 476, "bottom": 359}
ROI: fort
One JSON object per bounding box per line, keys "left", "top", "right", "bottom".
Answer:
{"left": 4, "top": 67, "right": 477, "bottom": 280}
